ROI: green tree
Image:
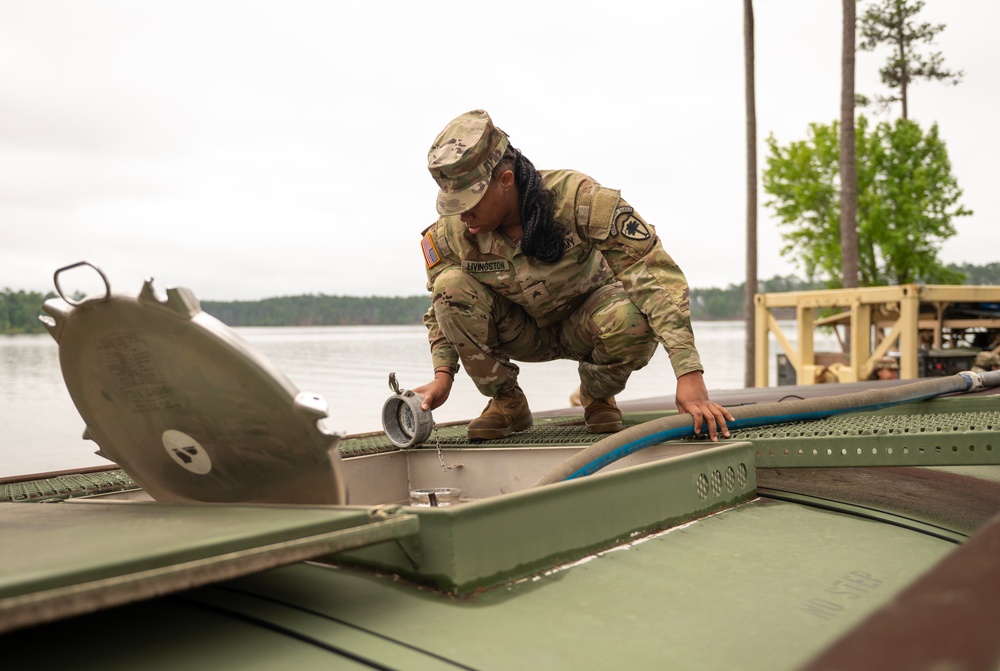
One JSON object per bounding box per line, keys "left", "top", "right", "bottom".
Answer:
{"left": 1, "top": 289, "right": 54, "bottom": 334}
{"left": 764, "top": 115, "right": 971, "bottom": 287}
{"left": 858, "top": 0, "right": 963, "bottom": 119}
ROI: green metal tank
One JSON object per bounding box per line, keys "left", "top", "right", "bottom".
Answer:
{"left": 3, "top": 265, "right": 1000, "bottom": 670}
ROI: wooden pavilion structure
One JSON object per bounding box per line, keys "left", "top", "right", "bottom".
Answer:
{"left": 753, "top": 284, "right": 1000, "bottom": 387}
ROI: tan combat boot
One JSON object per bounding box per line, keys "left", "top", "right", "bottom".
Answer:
{"left": 580, "top": 387, "right": 623, "bottom": 434}
{"left": 467, "top": 386, "right": 533, "bottom": 440}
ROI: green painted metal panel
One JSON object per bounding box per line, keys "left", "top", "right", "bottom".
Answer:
{"left": 228, "top": 499, "right": 954, "bottom": 671}
{"left": 334, "top": 443, "right": 756, "bottom": 593}
{"left": 0, "top": 501, "right": 417, "bottom": 634}
{"left": 2, "top": 596, "right": 378, "bottom": 669}
{"left": 184, "top": 587, "right": 470, "bottom": 670}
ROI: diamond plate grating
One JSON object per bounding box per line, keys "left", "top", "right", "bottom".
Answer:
{"left": 0, "top": 470, "right": 138, "bottom": 503}
{"left": 341, "top": 398, "right": 1000, "bottom": 469}
{"left": 735, "top": 407, "right": 1000, "bottom": 468}
{"left": 338, "top": 415, "right": 616, "bottom": 456}
{"left": 732, "top": 410, "right": 1000, "bottom": 441}
{"left": 7, "top": 398, "right": 997, "bottom": 501}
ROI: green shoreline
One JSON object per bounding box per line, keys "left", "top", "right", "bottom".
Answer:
{"left": 4, "top": 263, "right": 998, "bottom": 334}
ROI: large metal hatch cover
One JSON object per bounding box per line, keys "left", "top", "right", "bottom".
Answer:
{"left": 40, "top": 262, "right": 347, "bottom": 505}
{"left": 0, "top": 501, "right": 418, "bottom": 634}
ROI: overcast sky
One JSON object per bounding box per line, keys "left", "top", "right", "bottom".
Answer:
{"left": 2, "top": 0, "right": 996, "bottom": 301}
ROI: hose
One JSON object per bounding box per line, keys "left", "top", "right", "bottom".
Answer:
{"left": 534, "top": 370, "right": 1000, "bottom": 487}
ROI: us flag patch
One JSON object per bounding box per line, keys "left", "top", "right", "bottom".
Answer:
{"left": 421, "top": 232, "right": 441, "bottom": 268}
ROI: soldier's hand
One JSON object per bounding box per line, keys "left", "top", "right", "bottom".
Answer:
{"left": 674, "top": 371, "right": 733, "bottom": 442}
{"left": 413, "top": 372, "right": 454, "bottom": 411}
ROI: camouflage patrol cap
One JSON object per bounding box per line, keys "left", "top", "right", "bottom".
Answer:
{"left": 875, "top": 356, "right": 899, "bottom": 370}
{"left": 427, "top": 109, "right": 510, "bottom": 216}
{"left": 974, "top": 351, "right": 1000, "bottom": 368}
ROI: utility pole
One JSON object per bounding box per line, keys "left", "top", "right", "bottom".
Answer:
{"left": 743, "top": 0, "right": 758, "bottom": 388}
{"left": 841, "top": 0, "right": 860, "bottom": 290}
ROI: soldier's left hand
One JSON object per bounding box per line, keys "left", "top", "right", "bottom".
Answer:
{"left": 674, "top": 371, "right": 733, "bottom": 442}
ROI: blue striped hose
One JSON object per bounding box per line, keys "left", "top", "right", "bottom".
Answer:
{"left": 535, "top": 371, "right": 1000, "bottom": 486}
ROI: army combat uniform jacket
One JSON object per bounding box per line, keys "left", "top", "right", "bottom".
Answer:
{"left": 421, "top": 169, "right": 703, "bottom": 380}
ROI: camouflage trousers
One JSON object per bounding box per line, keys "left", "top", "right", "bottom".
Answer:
{"left": 432, "top": 268, "right": 657, "bottom": 400}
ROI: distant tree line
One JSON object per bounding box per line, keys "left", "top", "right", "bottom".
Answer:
{"left": 949, "top": 262, "right": 1000, "bottom": 287}
{"left": 1, "top": 290, "right": 56, "bottom": 334}
{"left": 200, "top": 295, "right": 430, "bottom": 327}
{"left": 689, "top": 263, "right": 1000, "bottom": 320}
{"left": 691, "top": 275, "right": 825, "bottom": 321}
{"left": 4, "top": 262, "right": 1000, "bottom": 333}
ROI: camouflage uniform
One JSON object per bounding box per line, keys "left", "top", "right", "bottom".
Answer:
{"left": 971, "top": 351, "right": 1000, "bottom": 373}
{"left": 420, "top": 168, "right": 703, "bottom": 400}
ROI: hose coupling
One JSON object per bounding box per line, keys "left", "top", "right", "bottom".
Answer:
{"left": 959, "top": 370, "right": 986, "bottom": 391}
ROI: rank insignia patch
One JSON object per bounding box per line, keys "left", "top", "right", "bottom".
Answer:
{"left": 421, "top": 232, "right": 441, "bottom": 268}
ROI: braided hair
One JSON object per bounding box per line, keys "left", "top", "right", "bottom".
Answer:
{"left": 494, "top": 146, "right": 564, "bottom": 263}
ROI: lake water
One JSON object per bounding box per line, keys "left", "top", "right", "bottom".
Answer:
{"left": 0, "top": 321, "right": 834, "bottom": 477}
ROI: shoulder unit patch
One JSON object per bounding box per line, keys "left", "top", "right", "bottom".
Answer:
{"left": 614, "top": 206, "right": 652, "bottom": 241}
